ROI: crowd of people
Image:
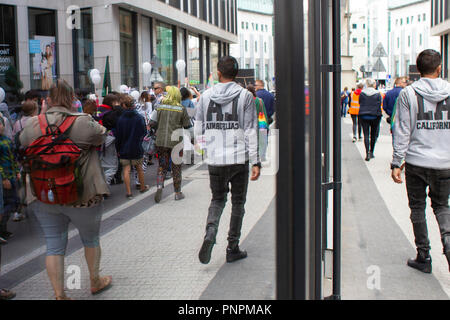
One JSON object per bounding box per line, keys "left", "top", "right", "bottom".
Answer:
{"left": 0, "top": 56, "right": 276, "bottom": 300}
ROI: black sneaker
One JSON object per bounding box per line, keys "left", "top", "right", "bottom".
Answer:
{"left": 445, "top": 252, "right": 450, "bottom": 273}
{"left": 365, "top": 154, "right": 371, "bottom": 162}
{"left": 407, "top": 251, "right": 432, "bottom": 274}
{"left": 154, "top": 187, "right": 163, "bottom": 204}
{"left": 226, "top": 246, "right": 248, "bottom": 263}
{"left": 369, "top": 152, "right": 375, "bottom": 159}
{"left": 199, "top": 229, "right": 216, "bottom": 264}
{"left": 0, "top": 231, "right": 13, "bottom": 240}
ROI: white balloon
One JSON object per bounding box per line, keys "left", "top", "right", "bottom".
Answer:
{"left": 142, "top": 62, "right": 152, "bottom": 74}
{"left": 91, "top": 74, "right": 101, "bottom": 85}
{"left": 0, "top": 87, "right": 4, "bottom": 103}
{"left": 130, "top": 90, "right": 140, "bottom": 101}
{"left": 176, "top": 59, "right": 186, "bottom": 71}
{"left": 119, "top": 85, "right": 129, "bottom": 93}
{"left": 89, "top": 69, "right": 100, "bottom": 78}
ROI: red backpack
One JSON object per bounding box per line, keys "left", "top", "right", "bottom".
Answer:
{"left": 23, "top": 114, "right": 83, "bottom": 205}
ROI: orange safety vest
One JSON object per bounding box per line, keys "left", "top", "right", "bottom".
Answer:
{"left": 348, "top": 92, "right": 360, "bottom": 115}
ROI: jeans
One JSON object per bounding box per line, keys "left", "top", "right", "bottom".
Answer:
{"left": 405, "top": 163, "right": 450, "bottom": 254}
{"left": 205, "top": 163, "right": 250, "bottom": 249}
{"left": 341, "top": 102, "right": 349, "bottom": 117}
{"left": 360, "top": 116, "right": 382, "bottom": 154}
{"left": 351, "top": 115, "right": 362, "bottom": 139}
{"left": 32, "top": 201, "right": 103, "bottom": 256}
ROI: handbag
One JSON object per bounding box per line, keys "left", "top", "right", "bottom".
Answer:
{"left": 142, "top": 133, "right": 156, "bottom": 155}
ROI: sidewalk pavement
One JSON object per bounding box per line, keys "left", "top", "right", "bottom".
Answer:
{"left": 341, "top": 116, "right": 449, "bottom": 300}
{"left": 9, "top": 163, "right": 276, "bottom": 300}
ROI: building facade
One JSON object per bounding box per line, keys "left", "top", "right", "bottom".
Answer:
{"left": 229, "top": 0, "right": 274, "bottom": 89}
{"left": 431, "top": 0, "right": 450, "bottom": 80}
{"left": 388, "top": 0, "right": 440, "bottom": 79}
{"left": 0, "top": 0, "right": 238, "bottom": 103}
{"left": 349, "top": 0, "right": 390, "bottom": 82}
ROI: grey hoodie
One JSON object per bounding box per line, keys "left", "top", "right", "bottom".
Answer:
{"left": 194, "top": 82, "right": 259, "bottom": 166}
{"left": 392, "top": 78, "right": 450, "bottom": 169}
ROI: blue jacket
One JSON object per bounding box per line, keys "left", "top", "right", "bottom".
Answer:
{"left": 383, "top": 87, "right": 403, "bottom": 117}
{"left": 115, "top": 109, "right": 146, "bottom": 160}
{"left": 256, "top": 89, "right": 275, "bottom": 118}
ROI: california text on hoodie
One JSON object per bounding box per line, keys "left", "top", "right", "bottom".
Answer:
{"left": 359, "top": 87, "right": 383, "bottom": 118}
{"left": 194, "top": 82, "right": 260, "bottom": 166}
{"left": 392, "top": 77, "right": 450, "bottom": 170}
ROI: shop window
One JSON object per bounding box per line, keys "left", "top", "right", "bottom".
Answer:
{"left": 210, "top": 41, "right": 219, "bottom": 82}
{"left": 155, "top": 21, "right": 174, "bottom": 85}
{"left": 73, "top": 8, "right": 94, "bottom": 91}
{"left": 188, "top": 34, "right": 200, "bottom": 85}
{"left": 28, "top": 8, "right": 57, "bottom": 91}
{"left": 120, "top": 9, "right": 138, "bottom": 88}
{"left": 0, "top": 5, "right": 18, "bottom": 99}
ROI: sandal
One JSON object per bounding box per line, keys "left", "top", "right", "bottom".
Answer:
{"left": 126, "top": 194, "right": 133, "bottom": 200}
{"left": 91, "top": 276, "right": 113, "bottom": 295}
{"left": 0, "top": 289, "right": 16, "bottom": 300}
{"left": 140, "top": 185, "right": 150, "bottom": 194}
{"left": 55, "top": 295, "right": 73, "bottom": 300}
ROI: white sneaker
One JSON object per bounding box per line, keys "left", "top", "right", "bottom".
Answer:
{"left": 12, "top": 212, "right": 24, "bottom": 222}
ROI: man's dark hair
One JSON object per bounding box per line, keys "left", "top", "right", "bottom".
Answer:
{"left": 417, "top": 49, "right": 442, "bottom": 76}
{"left": 218, "top": 56, "right": 239, "bottom": 80}
{"left": 102, "top": 94, "right": 120, "bottom": 107}
{"left": 24, "top": 90, "right": 40, "bottom": 101}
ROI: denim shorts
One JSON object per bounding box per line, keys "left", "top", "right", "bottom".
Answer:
{"left": 32, "top": 201, "right": 103, "bottom": 256}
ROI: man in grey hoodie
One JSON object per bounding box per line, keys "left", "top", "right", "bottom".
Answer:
{"left": 392, "top": 49, "right": 450, "bottom": 273}
{"left": 195, "top": 56, "right": 261, "bottom": 264}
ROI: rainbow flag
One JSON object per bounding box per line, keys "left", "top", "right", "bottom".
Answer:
{"left": 206, "top": 73, "right": 214, "bottom": 89}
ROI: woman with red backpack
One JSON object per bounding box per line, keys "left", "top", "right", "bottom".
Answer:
{"left": 19, "top": 79, "right": 112, "bottom": 300}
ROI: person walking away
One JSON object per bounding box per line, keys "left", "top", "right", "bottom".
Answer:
{"left": 133, "top": 91, "right": 154, "bottom": 187}
{"left": 349, "top": 82, "right": 364, "bottom": 142}
{"left": 150, "top": 86, "right": 192, "bottom": 203}
{"left": 0, "top": 116, "right": 20, "bottom": 242}
{"left": 341, "top": 87, "right": 350, "bottom": 118}
{"left": 114, "top": 94, "right": 149, "bottom": 199}
{"left": 391, "top": 49, "right": 450, "bottom": 273}
{"left": 384, "top": 77, "right": 407, "bottom": 124}
{"left": 255, "top": 80, "right": 275, "bottom": 123}
{"left": 12, "top": 101, "right": 38, "bottom": 222}
{"left": 247, "top": 84, "right": 269, "bottom": 162}
{"left": 195, "top": 56, "right": 261, "bottom": 265}
{"left": 359, "top": 78, "right": 383, "bottom": 161}
{"left": 181, "top": 87, "right": 196, "bottom": 109}
{"left": 19, "top": 79, "right": 112, "bottom": 300}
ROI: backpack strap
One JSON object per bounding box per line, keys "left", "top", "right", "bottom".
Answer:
{"left": 38, "top": 114, "right": 78, "bottom": 136}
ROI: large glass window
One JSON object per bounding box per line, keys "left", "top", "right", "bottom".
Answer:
{"left": 73, "top": 8, "right": 94, "bottom": 91}
{"left": 28, "top": 8, "right": 57, "bottom": 91}
{"left": 220, "top": 0, "right": 226, "bottom": 30}
{"left": 156, "top": 22, "right": 174, "bottom": 85}
{"left": 190, "top": 0, "right": 198, "bottom": 16}
{"left": 214, "top": 0, "right": 219, "bottom": 26}
{"left": 0, "top": 5, "right": 18, "bottom": 98}
{"left": 120, "top": 9, "right": 138, "bottom": 88}
{"left": 169, "top": 0, "right": 181, "bottom": 8}
{"left": 188, "top": 34, "right": 200, "bottom": 85}
{"left": 199, "top": 0, "right": 207, "bottom": 21}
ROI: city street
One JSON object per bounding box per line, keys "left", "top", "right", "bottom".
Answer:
{"left": 0, "top": 117, "right": 449, "bottom": 300}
